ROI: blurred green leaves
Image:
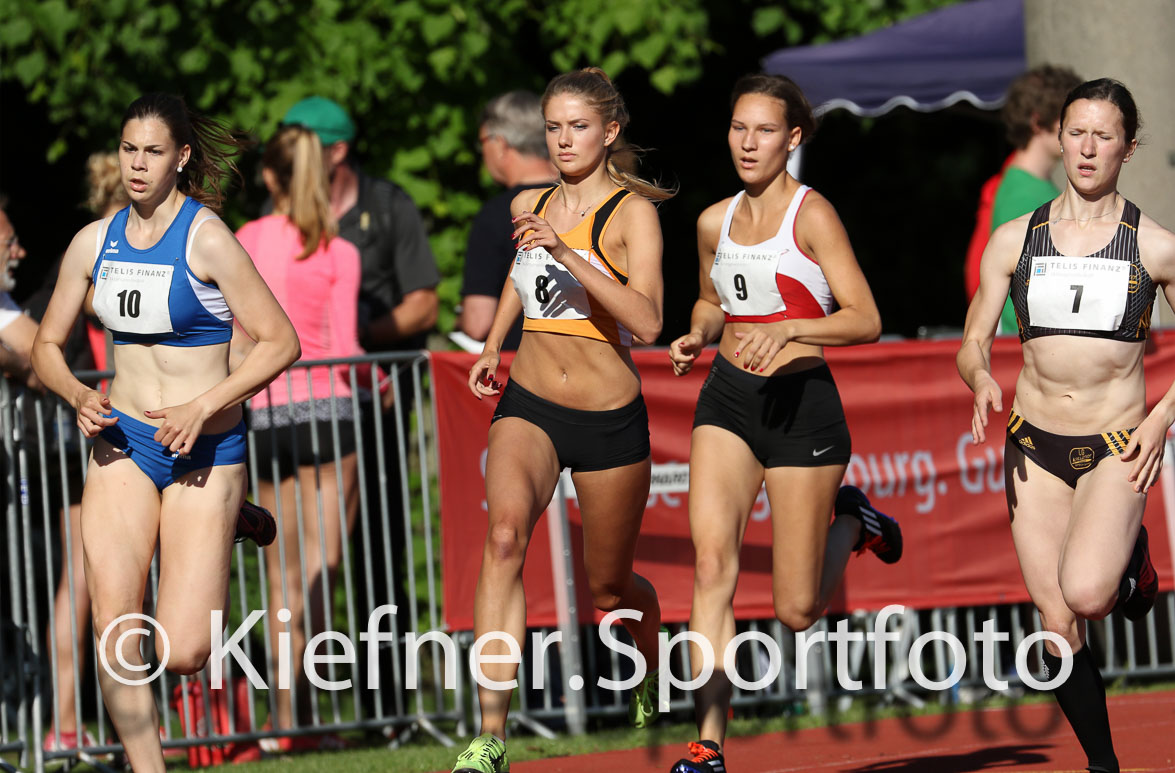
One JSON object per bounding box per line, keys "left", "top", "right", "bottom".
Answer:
{"left": 0, "top": 0, "right": 956, "bottom": 336}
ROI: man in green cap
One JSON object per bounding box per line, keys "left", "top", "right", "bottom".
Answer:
{"left": 282, "top": 96, "right": 439, "bottom": 350}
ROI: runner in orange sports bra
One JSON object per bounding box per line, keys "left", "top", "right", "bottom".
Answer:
{"left": 452, "top": 67, "right": 673, "bottom": 773}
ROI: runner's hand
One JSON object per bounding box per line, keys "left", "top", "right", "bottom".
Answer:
{"left": 669, "top": 332, "right": 704, "bottom": 376}
{"left": 511, "top": 211, "right": 574, "bottom": 264}
{"left": 73, "top": 388, "right": 117, "bottom": 437}
{"left": 1121, "top": 412, "right": 1167, "bottom": 493}
{"left": 144, "top": 400, "right": 210, "bottom": 456}
{"left": 468, "top": 350, "right": 502, "bottom": 400}
{"left": 970, "top": 372, "right": 1003, "bottom": 445}
{"left": 733, "top": 323, "right": 792, "bottom": 373}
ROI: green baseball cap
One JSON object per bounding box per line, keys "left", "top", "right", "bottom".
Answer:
{"left": 281, "top": 96, "right": 355, "bottom": 145}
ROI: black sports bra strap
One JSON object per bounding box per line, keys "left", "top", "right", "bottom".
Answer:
{"left": 533, "top": 186, "right": 558, "bottom": 216}
{"left": 1028, "top": 201, "right": 1052, "bottom": 230}
{"left": 1121, "top": 200, "right": 1141, "bottom": 229}
{"left": 590, "top": 189, "right": 632, "bottom": 258}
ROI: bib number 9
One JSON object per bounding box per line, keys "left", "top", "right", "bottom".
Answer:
{"left": 734, "top": 273, "right": 748, "bottom": 301}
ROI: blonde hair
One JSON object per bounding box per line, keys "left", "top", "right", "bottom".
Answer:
{"left": 86, "top": 152, "right": 130, "bottom": 216}
{"left": 541, "top": 68, "right": 675, "bottom": 202}
{"left": 262, "top": 125, "right": 337, "bottom": 260}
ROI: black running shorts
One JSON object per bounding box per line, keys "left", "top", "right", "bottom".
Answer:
{"left": 693, "top": 354, "right": 851, "bottom": 468}
{"left": 491, "top": 379, "right": 650, "bottom": 473}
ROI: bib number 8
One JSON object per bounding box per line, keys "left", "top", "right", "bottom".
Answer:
{"left": 535, "top": 275, "right": 550, "bottom": 304}
{"left": 117, "top": 289, "right": 141, "bottom": 318}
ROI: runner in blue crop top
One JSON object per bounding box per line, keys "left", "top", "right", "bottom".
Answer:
{"left": 91, "top": 195, "right": 234, "bottom": 347}
{"left": 29, "top": 93, "right": 299, "bottom": 773}
{"left": 959, "top": 79, "right": 1175, "bottom": 773}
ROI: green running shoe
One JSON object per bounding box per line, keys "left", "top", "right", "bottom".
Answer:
{"left": 629, "top": 668, "right": 661, "bottom": 728}
{"left": 453, "top": 733, "right": 509, "bottom": 773}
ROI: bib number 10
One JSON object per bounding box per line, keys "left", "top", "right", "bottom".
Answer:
{"left": 117, "top": 289, "right": 142, "bottom": 318}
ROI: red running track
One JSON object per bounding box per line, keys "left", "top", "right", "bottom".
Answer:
{"left": 492, "top": 691, "right": 1175, "bottom": 772}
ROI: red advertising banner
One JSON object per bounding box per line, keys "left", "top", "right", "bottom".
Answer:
{"left": 434, "top": 335, "right": 1175, "bottom": 631}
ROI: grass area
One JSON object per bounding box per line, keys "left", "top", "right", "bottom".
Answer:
{"left": 30, "top": 679, "right": 1170, "bottom": 773}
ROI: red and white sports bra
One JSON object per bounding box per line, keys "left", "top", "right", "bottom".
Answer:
{"left": 710, "top": 186, "right": 835, "bottom": 322}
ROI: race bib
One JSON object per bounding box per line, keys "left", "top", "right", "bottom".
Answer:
{"left": 1026, "top": 256, "right": 1129, "bottom": 331}
{"left": 711, "top": 247, "right": 785, "bottom": 317}
{"left": 93, "top": 260, "right": 175, "bottom": 335}
{"left": 511, "top": 247, "right": 592, "bottom": 321}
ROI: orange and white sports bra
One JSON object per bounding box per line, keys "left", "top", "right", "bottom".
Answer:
{"left": 510, "top": 186, "right": 634, "bottom": 346}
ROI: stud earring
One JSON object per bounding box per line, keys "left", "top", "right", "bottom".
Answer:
{"left": 177, "top": 165, "right": 184, "bottom": 173}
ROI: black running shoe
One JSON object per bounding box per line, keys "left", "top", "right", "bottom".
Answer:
{"left": 1118, "top": 525, "right": 1157, "bottom": 621}
{"left": 670, "top": 740, "right": 725, "bottom": 773}
{"left": 836, "top": 485, "right": 903, "bottom": 564}
{"left": 234, "top": 500, "right": 276, "bottom": 547}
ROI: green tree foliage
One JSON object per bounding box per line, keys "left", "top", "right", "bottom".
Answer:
{"left": 1, "top": 0, "right": 957, "bottom": 337}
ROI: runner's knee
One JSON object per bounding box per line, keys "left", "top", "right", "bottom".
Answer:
{"left": 485, "top": 521, "right": 528, "bottom": 565}
{"left": 693, "top": 546, "right": 739, "bottom": 595}
{"left": 774, "top": 593, "right": 821, "bottom": 632}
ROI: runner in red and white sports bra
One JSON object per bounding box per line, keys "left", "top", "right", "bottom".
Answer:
{"left": 709, "top": 185, "right": 835, "bottom": 323}
{"left": 667, "top": 74, "right": 904, "bottom": 773}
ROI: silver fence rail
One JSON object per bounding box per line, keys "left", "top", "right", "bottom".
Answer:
{"left": 1, "top": 353, "right": 1173, "bottom": 772}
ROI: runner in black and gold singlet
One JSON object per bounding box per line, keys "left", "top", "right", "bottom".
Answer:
{"left": 959, "top": 79, "right": 1175, "bottom": 773}
{"left": 453, "top": 68, "right": 673, "bottom": 773}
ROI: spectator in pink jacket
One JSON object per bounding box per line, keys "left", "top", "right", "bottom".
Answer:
{"left": 233, "top": 124, "right": 362, "bottom": 745}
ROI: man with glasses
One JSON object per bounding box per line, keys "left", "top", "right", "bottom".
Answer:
{"left": 457, "top": 91, "right": 556, "bottom": 352}
{"left": 0, "top": 194, "right": 39, "bottom": 386}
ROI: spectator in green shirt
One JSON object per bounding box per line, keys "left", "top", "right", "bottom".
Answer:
{"left": 991, "top": 65, "right": 1082, "bottom": 334}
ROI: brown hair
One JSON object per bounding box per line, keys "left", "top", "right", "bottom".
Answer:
{"left": 262, "top": 125, "right": 337, "bottom": 260}
{"left": 1061, "top": 78, "right": 1142, "bottom": 145}
{"left": 541, "top": 68, "right": 675, "bottom": 202}
{"left": 85, "top": 152, "right": 130, "bottom": 216}
{"left": 120, "top": 93, "right": 251, "bottom": 213}
{"left": 730, "top": 73, "right": 818, "bottom": 145}
{"left": 1001, "top": 65, "right": 1082, "bottom": 149}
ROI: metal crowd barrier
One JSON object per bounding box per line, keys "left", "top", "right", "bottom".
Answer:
{"left": 1, "top": 356, "right": 1174, "bottom": 772}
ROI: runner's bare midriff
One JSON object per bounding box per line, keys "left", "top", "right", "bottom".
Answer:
{"left": 106, "top": 341, "right": 242, "bottom": 432}
{"left": 719, "top": 322, "right": 825, "bottom": 377}
{"left": 1015, "top": 335, "right": 1146, "bottom": 434}
{"left": 509, "top": 330, "right": 640, "bottom": 411}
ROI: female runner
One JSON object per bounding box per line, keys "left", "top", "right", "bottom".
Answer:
{"left": 31, "top": 93, "right": 299, "bottom": 772}
{"left": 452, "top": 68, "right": 670, "bottom": 773}
{"left": 668, "top": 74, "right": 902, "bottom": 773}
{"left": 959, "top": 78, "right": 1165, "bottom": 773}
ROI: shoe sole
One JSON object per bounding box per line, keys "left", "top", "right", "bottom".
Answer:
{"left": 838, "top": 486, "right": 903, "bottom": 564}
{"left": 236, "top": 502, "right": 277, "bottom": 547}
{"left": 1123, "top": 526, "right": 1157, "bottom": 621}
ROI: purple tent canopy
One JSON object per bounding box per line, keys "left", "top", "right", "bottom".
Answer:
{"left": 763, "top": 0, "right": 1025, "bottom": 116}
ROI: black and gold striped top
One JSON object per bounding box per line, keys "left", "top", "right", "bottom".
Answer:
{"left": 1010, "top": 199, "right": 1154, "bottom": 343}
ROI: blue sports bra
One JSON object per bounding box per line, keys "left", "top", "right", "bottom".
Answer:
{"left": 91, "top": 197, "right": 233, "bottom": 347}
